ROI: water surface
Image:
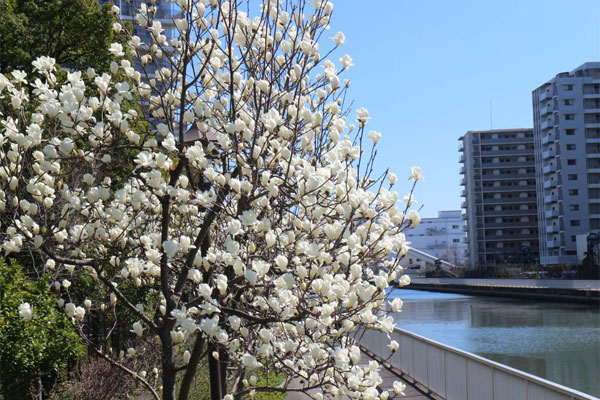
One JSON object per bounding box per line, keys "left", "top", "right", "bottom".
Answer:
{"left": 389, "top": 289, "right": 600, "bottom": 397}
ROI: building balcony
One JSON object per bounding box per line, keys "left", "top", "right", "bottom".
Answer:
{"left": 482, "top": 209, "right": 537, "bottom": 216}
{"left": 481, "top": 185, "right": 536, "bottom": 193}
{"left": 479, "top": 149, "right": 533, "bottom": 157}
{"left": 540, "top": 104, "right": 554, "bottom": 116}
{"left": 426, "top": 243, "right": 447, "bottom": 249}
{"left": 462, "top": 225, "right": 469, "bottom": 232}
{"left": 460, "top": 166, "right": 466, "bottom": 174}
{"left": 462, "top": 213, "right": 468, "bottom": 220}
{"left": 481, "top": 172, "right": 536, "bottom": 180}
{"left": 479, "top": 161, "right": 534, "bottom": 168}
{"left": 545, "top": 209, "right": 560, "bottom": 218}
{"left": 460, "top": 178, "right": 466, "bottom": 186}
{"left": 540, "top": 120, "right": 553, "bottom": 131}
{"left": 480, "top": 221, "right": 537, "bottom": 229}
{"left": 541, "top": 135, "right": 554, "bottom": 145}
{"left": 544, "top": 194, "right": 559, "bottom": 203}
{"left": 458, "top": 142, "right": 464, "bottom": 152}
{"left": 461, "top": 201, "right": 467, "bottom": 208}
{"left": 543, "top": 179, "right": 557, "bottom": 189}
{"left": 461, "top": 189, "right": 467, "bottom": 197}
{"left": 542, "top": 149, "right": 556, "bottom": 159}
{"left": 546, "top": 225, "right": 559, "bottom": 233}
{"left": 480, "top": 136, "right": 532, "bottom": 145}
{"left": 462, "top": 237, "right": 469, "bottom": 243}
{"left": 459, "top": 154, "right": 465, "bottom": 163}
{"left": 542, "top": 164, "right": 556, "bottom": 174}
{"left": 483, "top": 234, "right": 538, "bottom": 241}
{"left": 477, "top": 197, "right": 537, "bottom": 205}
{"left": 547, "top": 240, "right": 561, "bottom": 248}
{"left": 546, "top": 255, "right": 577, "bottom": 265}
{"left": 539, "top": 91, "right": 552, "bottom": 102}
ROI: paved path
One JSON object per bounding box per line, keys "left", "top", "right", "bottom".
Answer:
{"left": 286, "top": 350, "right": 436, "bottom": 399}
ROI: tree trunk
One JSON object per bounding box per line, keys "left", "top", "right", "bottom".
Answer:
{"left": 208, "top": 348, "right": 224, "bottom": 400}
{"left": 161, "top": 332, "right": 177, "bottom": 400}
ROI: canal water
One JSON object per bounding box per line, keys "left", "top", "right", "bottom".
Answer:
{"left": 389, "top": 289, "right": 600, "bottom": 398}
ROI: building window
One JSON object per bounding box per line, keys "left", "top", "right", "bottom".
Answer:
{"left": 564, "top": 84, "right": 574, "bottom": 91}
{"left": 568, "top": 174, "right": 578, "bottom": 181}
{"left": 564, "top": 99, "right": 574, "bottom": 106}
{"left": 453, "top": 238, "right": 460, "bottom": 243}
{"left": 452, "top": 225, "right": 459, "bottom": 229}
{"left": 570, "top": 220, "right": 580, "bottom": 227}
{"left": 565, "top": 114, "right": 575, "bottom": 121}
{"left": 569, "top": 204, "right": 579, "bottom": 211}
{"left": 567, "top": 159, "right": 576, "bottom": 166}
{"left": 571, "top": 235, "right": 577, "bottom": 242}
{"left": 566, "top": 144, "right": 576, "bottom": 150}
{"left": 565, "top": 129, "right": 575, "bottom": 136}
{"left": 568, "top": 189, "right": 579, "bottom": 195}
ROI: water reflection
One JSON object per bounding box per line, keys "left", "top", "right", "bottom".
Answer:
{"left": 390, "top": 289, "right": 600, "bottom": 397}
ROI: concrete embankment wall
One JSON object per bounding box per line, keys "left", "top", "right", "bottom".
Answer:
{"left": 405, "top": 278, "right": 600, "bottom": 304}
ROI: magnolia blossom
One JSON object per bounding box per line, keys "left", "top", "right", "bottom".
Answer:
{"left": 0, "top": 1, "right": 421, "bottom": 398}
{"left": 409, "top": 166, "right": 423, "bottom": 181}
{"left": 18, "top": 303, "right": 33, "bottom": 321}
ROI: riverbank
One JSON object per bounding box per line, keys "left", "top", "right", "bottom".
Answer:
{"left": 405, "top": 278, "right": 600, "bottom": 304}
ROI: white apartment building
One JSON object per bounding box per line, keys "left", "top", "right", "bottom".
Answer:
{"left": 532, "top": 62, "right": 600, "bottom": 265}
{"left": 405, "top": 210, "right": 467, "bottom": 265}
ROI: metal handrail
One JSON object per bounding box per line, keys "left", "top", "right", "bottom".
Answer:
{"left": 359, "top": 327, "right": 598, "bottom": 400}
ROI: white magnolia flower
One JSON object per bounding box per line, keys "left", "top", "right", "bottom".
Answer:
{"left": 407, "top": 209, "right": 421, "bottom": 227}
{"left": 356, "top": 107, "right": 370, "bottom": 126}
{"left": 162, "top": 240, "right": 180, "bottom": 258}
{"left": 331, "top": 31, "right": 345, "bottom": 46}
{"left": 393, "top": 381, "right": 406, "bottom": 395}
{"left": 388, "top": 340, "right": 399, "bottom": 353}
{"left": 368, "top": 130, "right": 382, "bottom": 144}
{"left": 389, "top": 298, "right": 403, "bottom": 312}
{"left": 398, "top": 275, "right": 411, "bottom": 287}
{"left": 403, "top": 193, "right": 417, "bottom": 207}
{"left": 339, "top": 54, "right": 353, "bottom": 70}
{"left": 409, "top": 166, "right": 423, "bottom": 181}
{"left": 388, "top": 173, "right": 397, "bottom": 185}
{"left": 19, "top": 303, "right": 33, "bottom": 321}
{"left": 131, "top": 321, "right": 145, "bottom": 337}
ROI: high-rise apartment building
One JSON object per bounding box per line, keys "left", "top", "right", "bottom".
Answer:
{"left": 459, "top": 129, "right": 539, "bottom": 269}
{"left": 404, "top": 210, "right": 467, "bottom": 265}
{"left": 532, "top": 62, "right": 600, "bottom": 265}
{"left": 100, "top": 0, "right": 176, "bottom": 78}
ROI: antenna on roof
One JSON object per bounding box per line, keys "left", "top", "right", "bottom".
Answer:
{"left": 489, "top": 100, "right": 493, "bottom": 130}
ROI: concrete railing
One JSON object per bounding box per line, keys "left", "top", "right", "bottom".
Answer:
{"left": 359, "top": 328, "right": 598, "bottom": 400}
{"left": 410, "top": 278, "right": 600, "bottom": 291}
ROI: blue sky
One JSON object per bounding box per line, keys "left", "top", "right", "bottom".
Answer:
{"left": 326, "top": 0, "right": 600, "bottom": 217}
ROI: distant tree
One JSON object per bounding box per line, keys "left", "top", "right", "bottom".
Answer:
{"left": 0, "top": 260, "right": 83, "bottom": 398}
{"left": 0, "top": 0, "right": 124, "bottom": 73}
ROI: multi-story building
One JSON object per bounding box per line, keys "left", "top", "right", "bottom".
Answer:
{"left": 100, "top": 0, "right": 176, "bottom": 78}
{"left": 459, "top": 129, "right": 539, "bottom": 269}
{"left": 404, "top": 210, "right": 467, "bottom": 265}
{"left": 532, "top": 62, "right": 600, "bottom": 265}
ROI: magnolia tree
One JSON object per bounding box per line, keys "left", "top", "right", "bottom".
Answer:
{"left": 0, "top": 0, "right": 423, "bottom": 399}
